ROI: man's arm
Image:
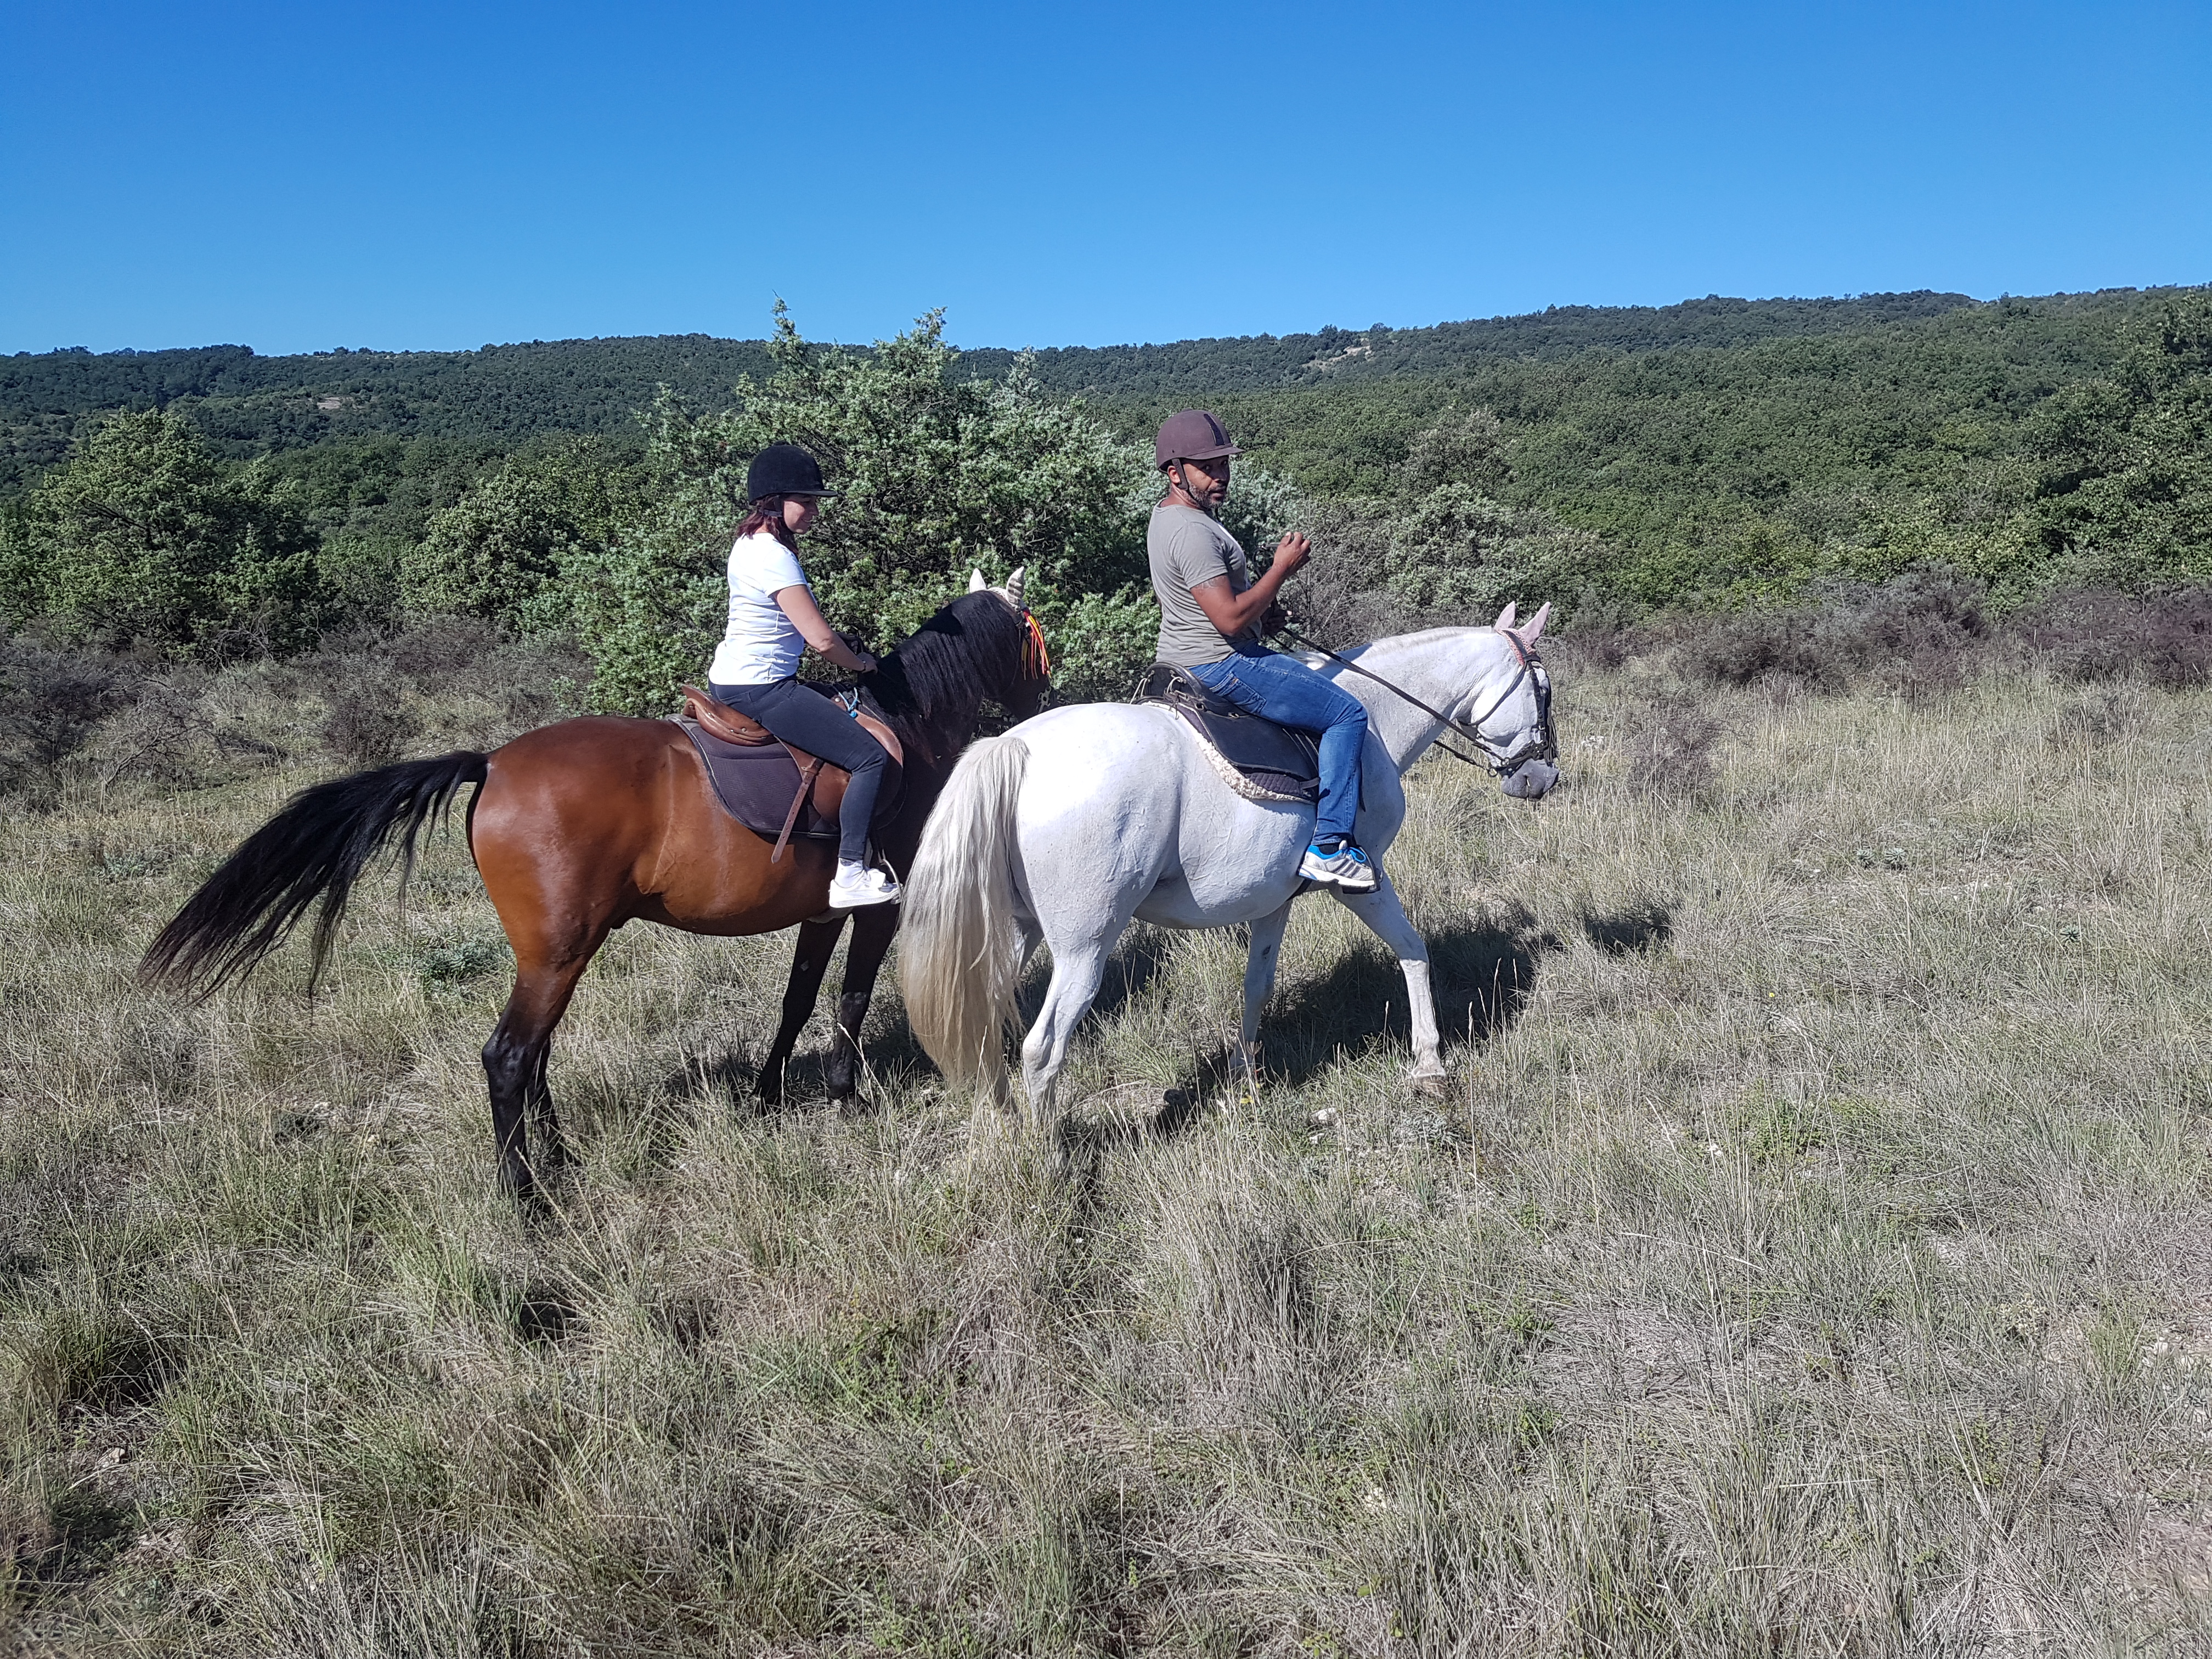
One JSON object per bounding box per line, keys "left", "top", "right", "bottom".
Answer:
{"left": 1190, "top": 532, "right": 1311, "bottom": 639}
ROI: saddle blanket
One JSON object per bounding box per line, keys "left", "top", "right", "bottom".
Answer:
{"left": 674, "top": 718, "right": 902, "bottom": 842}
{"left": 1135, "top": 663, "right": 1321, "bottom": 805}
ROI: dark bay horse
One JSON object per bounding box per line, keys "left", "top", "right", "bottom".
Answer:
{"left": 143, "top": 575, "right": 1049, "bottom": 1199}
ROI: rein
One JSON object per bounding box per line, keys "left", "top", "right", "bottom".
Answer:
{"left": 1289, "top": 630, "right": 1551, "bottom": 774}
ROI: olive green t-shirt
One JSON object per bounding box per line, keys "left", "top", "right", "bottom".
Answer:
{"left": 1149, "top": 503, "right": 1256, "bottom": 667}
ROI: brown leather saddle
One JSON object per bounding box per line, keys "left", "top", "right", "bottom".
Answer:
{"left": 676, "top": 686, "right": 906, "bottom": 861}
{"left": 1134, "top": 663, "right": 1321, "bottom": 805}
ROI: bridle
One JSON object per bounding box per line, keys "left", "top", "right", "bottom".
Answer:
{"left": 1294, "top": 628, "right": 1556, "bottom": 776}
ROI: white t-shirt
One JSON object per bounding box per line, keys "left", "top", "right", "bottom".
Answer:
{"left": 708, "top": 532, "right": 809, "bottom": 685}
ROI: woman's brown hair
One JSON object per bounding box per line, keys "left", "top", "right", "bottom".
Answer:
{"left": 737, "top": 495, "right": 796, "bottom": 549}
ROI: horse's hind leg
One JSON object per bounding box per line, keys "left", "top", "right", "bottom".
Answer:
{"left": 1020, "top": 888, "right": 1144, "bottom": 1139}
{"left": 1019, "top": 948, "right": 1114, "bottom": 1141}
{"left": 757, "top": 916, "right": 848, "bottom": 1106}
{"left": 483, "top": 941, "right": 602, "bottom": 1202}
{"left": 985, "top": 917, "right": 1045, "bottom": 1115}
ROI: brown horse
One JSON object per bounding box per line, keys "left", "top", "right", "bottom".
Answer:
{"left": 143, "top": 575, "right": 1049, "bottom": 1199}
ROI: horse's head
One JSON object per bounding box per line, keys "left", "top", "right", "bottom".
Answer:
{"left": 967, "top": 565, "right": 1053, "bottom": 720}
{"left": 1468, "top": 600, "right": 1559, "bottom": 800}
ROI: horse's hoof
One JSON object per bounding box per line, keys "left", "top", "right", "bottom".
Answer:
{"left": 1406, "top": 1071, "right": 1449, "bottom": 1099}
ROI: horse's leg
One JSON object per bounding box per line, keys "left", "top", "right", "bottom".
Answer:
{"left": 483, "top": 938, "right": 604, "bottom": 1202}
{"left": 823, "top": 904, "right": 899, "bottom": 1105}
{"left": 757, "top": 916, "right": 849, "bottom": 1106}
{"left": 991, "top": 917, "right": 1046, "bottom": 1113}
{"left": 523, "top": 1040, "right": 565, "bottom": 1175}
{"left": 1333, "top": 872, "right": 1446, "bottom": 1085}
{"left": 1020, "top": 949, "right": 1115, "bottom": 1140}
{"left": 1238, "top": 899, "right": 1297, "bottom": 1094}
{"left": 1022, "top": 887, "right": 1147, "bottom": 1141}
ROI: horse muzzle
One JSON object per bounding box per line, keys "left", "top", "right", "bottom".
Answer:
{"left": 1500, "top": 758, "right": 1559, "bottom": 799}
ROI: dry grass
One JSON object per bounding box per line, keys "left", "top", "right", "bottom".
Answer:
{"left": 7, "top": 651, "right": 2212, "bottom": 1655}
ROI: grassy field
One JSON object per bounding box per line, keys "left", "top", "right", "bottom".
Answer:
{"left": 6, "top": 647, "right": 2212, "bottom": 1655}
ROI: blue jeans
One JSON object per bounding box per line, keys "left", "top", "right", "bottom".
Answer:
{"left": 1186, "top": 644, "right": 1367, "bottom": 843}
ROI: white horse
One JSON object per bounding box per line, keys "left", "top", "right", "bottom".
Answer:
{"left": 898, "top": 603, "right": 1559, "bottom": 1133}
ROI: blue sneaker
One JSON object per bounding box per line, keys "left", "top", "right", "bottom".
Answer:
{"left": 1300, "top": 837, "right": 1378, "bottom": 892}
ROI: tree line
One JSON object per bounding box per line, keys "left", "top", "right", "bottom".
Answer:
{"left": 1, "top": 287, "right": 2206, "bottom": 714}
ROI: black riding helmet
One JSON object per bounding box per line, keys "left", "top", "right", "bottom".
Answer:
{"left": 747, "top": 442, "right": 839, "bottom": 503}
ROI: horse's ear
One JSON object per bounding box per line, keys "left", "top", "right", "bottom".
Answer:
{"left": 968, "top": 569, "right": 987, "bottom": 592}
{"left": 1494, "top": 601, "right": 1518, "bottom": 630}
{"left": 1005, "top": 566, "right": 1025, "bottom": 608}
{"left": 1520, "top": 601, "right": 1551, "bottom": 644}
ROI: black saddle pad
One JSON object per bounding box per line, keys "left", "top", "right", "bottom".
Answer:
{"left": 1134, "top": 663, "right": 1321, "bottom": 804}
{"left": 675, "top": 719, "right": 904, "bottom": 841}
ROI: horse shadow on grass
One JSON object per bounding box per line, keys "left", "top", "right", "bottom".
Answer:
{"left": 1581, "top": 903, "right": 1672, "bottom": 957}
{"left": 1256, "top": 910, "right": 1557, "bottom": 1086}
{"left": 1055, "top": 907, "right": 1559, "bottom": 1168}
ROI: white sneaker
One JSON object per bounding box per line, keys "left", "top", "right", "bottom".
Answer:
{"left": 827, "top": 862, "right": 902, "bottom": 909}
{"left": 1298, "top": 838, "right": 1380, "bottom": 893}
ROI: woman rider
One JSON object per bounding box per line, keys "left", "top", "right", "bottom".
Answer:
{"left": 1148, "top": 411, "right": 1378, "bottom": 891}
{"left": 707, "top": 443, "right": 900, "bottom": 910}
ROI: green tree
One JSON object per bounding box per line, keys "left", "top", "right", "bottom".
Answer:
{"left": 1398, "top": 406, "right": 1512, "bottom": 498}
{"left": 401, "top": 439, "right": 642, "bottom": 637}
{"left": 1289, "top": 409, "right": 1613, "bottom": 636}
{"left": 581, "top": 307, "right": 1156, "bottom": 713}
{"left": 2032, "top": 293, "right": 2212, "bottom": 585}
{"left": 0, "top": 409, "right": 328, "bottom": 654}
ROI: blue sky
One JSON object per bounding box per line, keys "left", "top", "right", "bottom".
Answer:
{"left": 3, "top": 1, "right": 2207, "bottom": 356}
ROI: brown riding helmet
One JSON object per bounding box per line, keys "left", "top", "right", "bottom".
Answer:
{"left": 1155, "top": 410, "right": 1243, "bottom": 470}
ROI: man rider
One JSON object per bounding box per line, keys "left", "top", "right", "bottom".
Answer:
{"left": 1148, "top": 410, "right": 1377, "bottom": 892}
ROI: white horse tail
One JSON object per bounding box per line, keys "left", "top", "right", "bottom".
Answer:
{"left": 900, "top": 733, "right": 1030, "bottom": 1087}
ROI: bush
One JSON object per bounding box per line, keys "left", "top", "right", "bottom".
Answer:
{"left": 579, "top": 307, "right": 1155, "bottom": 715}
{"left": 0, "top": 635, "right": 130, "bottom": 794}
{"left": 320, "top": 667, "right": 420, "bottom": 769}
{"left": 1624, "top": 699, "right": 1723, "bottom": 801}
{"left": 285, "top": 620, "right": 588, "bottom": 757}
{"left": 1683, "top": 567, "right": 1989, "bottom": 695}
{"left": 0, "top": 410, "right": 330, "bottom": 657}
{"left": 2019, "top": 585, "right": 2212, "bottom": 689}
{"left": 400, "top": 439, "right": 641, "bottom": 638}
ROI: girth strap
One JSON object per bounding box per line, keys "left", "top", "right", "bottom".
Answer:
{"left": 771, "top": 757, "right": 825, "bottom": 864}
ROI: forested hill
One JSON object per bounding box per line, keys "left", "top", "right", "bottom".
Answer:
{"left": 0, "top": 335, "right": 775, "bottom": 486}
{"left": 3, "top": 292, "right": 1980, "bottom": 481}
{"left": 962, "top": 290, "right": 1982, "bottom": 400}
{"left": 4, "top": 284, "right": 2205, "bottom": 651}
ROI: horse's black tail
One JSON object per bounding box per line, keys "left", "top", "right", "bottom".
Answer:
{"left": 142, "top": 750, "right": 490, "bottom": 997}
